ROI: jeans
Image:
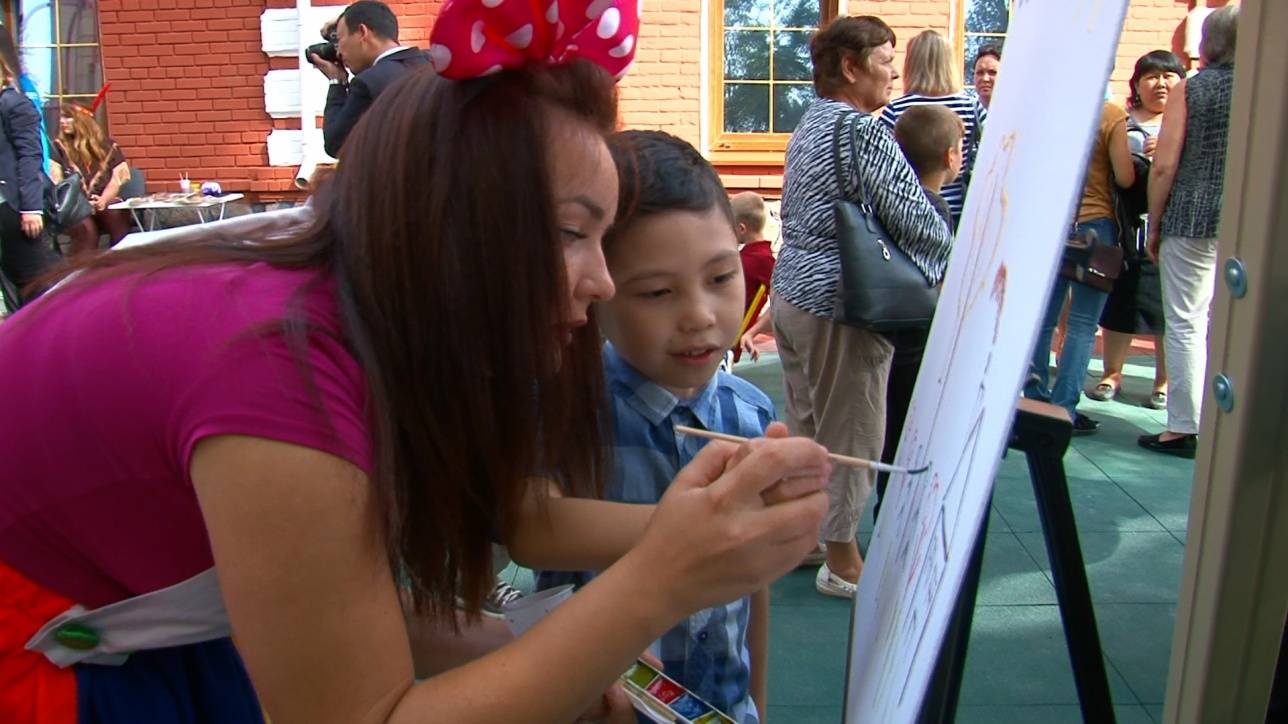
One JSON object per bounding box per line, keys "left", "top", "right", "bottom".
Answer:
{"left": 1159, "top": 235, "right": 1217, "bottom": 434}
{"left": 1024, "top": 218, "right": 1116, "bottom": 418}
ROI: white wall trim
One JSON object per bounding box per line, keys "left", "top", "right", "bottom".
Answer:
{"left": 698, "top": 0, "right": 710, "bottom": 156}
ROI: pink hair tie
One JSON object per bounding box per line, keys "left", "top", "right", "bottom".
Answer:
{"left": 429, "top": 0, "right": 640, "bottom": 80}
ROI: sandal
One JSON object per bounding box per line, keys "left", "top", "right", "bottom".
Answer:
{"left": 1137, "top": 432, "right": 1197, "bottom": 459}
{"left": 1087, "top": 381, "right": 1119, "bottom": 401}
{"left": 1145, "top": 390, "right": 1167, "bottom": 409}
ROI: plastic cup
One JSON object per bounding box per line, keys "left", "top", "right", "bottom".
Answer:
{"left": 500, "top": 583, "right": 573, "bottom": 637}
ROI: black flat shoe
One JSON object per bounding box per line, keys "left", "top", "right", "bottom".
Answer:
{"left": 1137, "top": 432, "right": 1197, "bottom": 459}
{"left": 1071, "top": 413, "right": 1100, "bottom": 436}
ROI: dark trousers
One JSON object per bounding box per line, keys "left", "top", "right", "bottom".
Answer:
{"left": 872, "top": 326, "right": 929, "bottom": 522}
{"left": 0, "top": 205, "right": 62, "bottom": 310}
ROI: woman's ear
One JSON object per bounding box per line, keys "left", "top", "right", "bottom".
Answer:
{"left": 841, "top": 53, "right": 863, "bottom": 84}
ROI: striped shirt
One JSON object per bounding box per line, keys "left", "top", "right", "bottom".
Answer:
{"left": 774, "top": 98, "right": 953, "bottom": 319}
{"left": 879, "top": 91, "right": 988, "bottom": 220}
{"left": 537, "top": 344, "right": 774, "bottom": 723}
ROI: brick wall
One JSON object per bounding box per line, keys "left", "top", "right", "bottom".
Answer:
{"left": 617, "top": 0, "right": 703, "bottom": 149}
{"left": 98, "top": 0, "right": 1218, "bottom": 202}
{"left": 99, "top": 0, "right": 439, "bottom": 201}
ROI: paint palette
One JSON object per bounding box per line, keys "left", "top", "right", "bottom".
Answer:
{"left": 619, "top": 659, "right": 736, "bottom": 723}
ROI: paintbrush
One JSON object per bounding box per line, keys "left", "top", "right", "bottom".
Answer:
{"left": 672, "top": 425, "right": 931, "bottom": 475}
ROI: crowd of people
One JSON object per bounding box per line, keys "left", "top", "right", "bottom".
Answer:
{"left": 0, "top": 1, "right": 1241, "bottom": 722}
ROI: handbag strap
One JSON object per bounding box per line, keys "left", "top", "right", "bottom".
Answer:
{"left": 830, "top": 111, "right": 874, "bottom": 210}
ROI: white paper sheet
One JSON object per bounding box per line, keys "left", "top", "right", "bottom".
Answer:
{"left": 844, "top": 1, "right": 1132, "bottom": 720}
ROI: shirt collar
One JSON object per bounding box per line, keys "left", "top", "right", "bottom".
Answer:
{"left": 373, "top": 45, "right": 406, "bottom": 65}
{"left": 603, "top": 343, "right": 721, "bottom": 429}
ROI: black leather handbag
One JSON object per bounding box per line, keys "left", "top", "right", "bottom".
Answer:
{"left": 830, "top": 113, "right": 938, "bottom": 332}
{"left": 46, "top": 173, "right": 95, "bottom": 231}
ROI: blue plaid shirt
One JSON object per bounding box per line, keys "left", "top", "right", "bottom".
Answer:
{"left": 539, "top": 344, "right": 774, "bottom": 722}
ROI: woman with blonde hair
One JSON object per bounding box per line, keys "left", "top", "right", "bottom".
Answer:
{"left": 879, "top": 29, "right": 987, "bottom": 228}
{"left": 51, "top": 103, "right": 132, "bottom": 254}
{"left": 0, "top": 28, "right": 59, "bottom": 310}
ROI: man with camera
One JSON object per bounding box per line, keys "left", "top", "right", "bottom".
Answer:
{"left": 310, "top": 1, "right": 429, "bottom": 158}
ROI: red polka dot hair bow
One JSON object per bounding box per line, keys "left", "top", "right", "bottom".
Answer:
{"left": 429, "top": 0, "right": 641, "bottom": 80}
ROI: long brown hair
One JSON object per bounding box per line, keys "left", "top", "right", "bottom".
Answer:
{"left": 0, "top": 28, "right": 21, "bottom": 85}
{"left": 31, "top": 61, "right": 616, "bottom": 621}
{"left": 59, "top": 104, "right": 112, "bottom": 174}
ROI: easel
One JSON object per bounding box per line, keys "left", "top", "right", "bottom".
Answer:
{"left": 919, "top": 399, "right": 1116, "bottom": 723}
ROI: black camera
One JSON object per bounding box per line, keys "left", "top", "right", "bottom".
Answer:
{"left": 307, "top": 29, "right": 340, "bottom": 65}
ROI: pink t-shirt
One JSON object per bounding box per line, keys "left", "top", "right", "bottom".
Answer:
{"left": 0, "top": 262, "right": 370, "bottom": 608}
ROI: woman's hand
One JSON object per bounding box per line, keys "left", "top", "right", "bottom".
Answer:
{"left": 90, "top": 194, "right": 109, "bottom": 212}
{"left": 1146, "top": 229, "right": 1161, "bottom": 264}
{"left": 626, "top": 430, "right": 829, "bottom": 620}
{"left": 20, "top": 212, "right": 43, "bottom": 238}
{"left": 739, "top": 331, "right": 761, "bottom": 362}
{"left": 1142, "top": 135, "right": 1158, "bottom": 158}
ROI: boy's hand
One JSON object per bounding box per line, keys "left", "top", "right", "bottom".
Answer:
{"left": 739, "top": 331, "right": 761, "bottom": 362}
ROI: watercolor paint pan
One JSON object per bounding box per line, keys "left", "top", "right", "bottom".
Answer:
{"left": 619, "top": 659, "right": 736, "bottom": 724}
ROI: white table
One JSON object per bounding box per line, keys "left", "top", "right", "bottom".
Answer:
{"left": 109, "top": 193, "right": 246, "bottom": 231}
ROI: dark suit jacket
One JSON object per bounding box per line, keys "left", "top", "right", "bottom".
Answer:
{"left": 0, "top": 86, "right": 47, "bottom": 213}
{"left": 323, "top": 47, "right": 430, "bottom": 158}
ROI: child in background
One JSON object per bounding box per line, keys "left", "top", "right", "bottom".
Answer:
{"left": 731, "top": 191, "right": 774, "bottom": 363}
{"left": 871, "top": 104, "right": 963, "bottom": 523}
{"left": 893, "top": 104, "right": 964, "bottom": 231}
{"left": 538, "top": 130, "right": 771, "bottom": 722}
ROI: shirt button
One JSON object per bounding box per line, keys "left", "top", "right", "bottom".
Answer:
{"left": 698, "top": 632, "right": 708, "bottom": 642}
{"left": 54, "top": 623, "right": 99, "bottom": 650}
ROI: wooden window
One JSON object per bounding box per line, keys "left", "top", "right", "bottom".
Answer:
{"left": 708, "top": 0, "right": 838, "bottom": 165}
{"left": 15, "top": 0, "right": 107, "bottom": 123}
{"left": 960, "top": 0, "right": 1009, "bottom": 91}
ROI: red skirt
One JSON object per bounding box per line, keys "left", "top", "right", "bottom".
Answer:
{"left": 0, "top": 559, "right": 77, "bottom": 724}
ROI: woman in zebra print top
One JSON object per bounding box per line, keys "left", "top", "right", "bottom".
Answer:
{"left": 770, "top": 15, "right": 952, "bottom": 600}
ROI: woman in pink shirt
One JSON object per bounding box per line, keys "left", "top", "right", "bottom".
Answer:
{"left": 0, "top": 3, "right": 830, "bottom": 722}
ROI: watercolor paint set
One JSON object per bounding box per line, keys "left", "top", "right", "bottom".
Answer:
{"left": 620, "top": 659, "right": 736, "bottom": 723}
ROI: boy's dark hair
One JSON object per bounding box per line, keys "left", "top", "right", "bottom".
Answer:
{"left": 341, "top": 0, "right": 399, "bottom": 42}
{"left": 607, "top": 130, "right": 734, "bottom": 251}
{"left": 974, "top": 43, "right": 1002, "bottom": 66}
{"left": 893, "top": 105, "right": 964, "bottom": 178}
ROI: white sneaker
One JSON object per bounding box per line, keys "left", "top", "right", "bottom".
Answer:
{"left": 815, "top": 563, "right": 857, "bottom": 599}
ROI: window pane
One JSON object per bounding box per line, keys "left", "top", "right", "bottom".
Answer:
{"left": 723, "top": 0, "right": 771, "bottom": 28}
{"left": 21, "top": 45, "right": 57, "bottom": 98}
{"left": 964, "top": 0, "right": 1009, "bottom": 34}
{"left": 724, "top": 83, "right": 769, "bottom": 133}
{"left": 61, "top": 45, "right": 102, "bottom": 95}
{"left": 773, "top": 0, "right": 819, "bottom": 28}
{"left": 60, "top": 0, "right": 101, "bottom": 44}
{"left": 773, "top": 84, "right": 815, "bottom": 133}
{"left": 963, "top": 35, "right": 1004, "bottom": 88}
{"left": 19, "top": 1, "right": 57, "bottom": 45}
{"left": 724, "top": 30, "right": 769, "bottom": 81}
{"left": 772, "top": 30, "right": 811, "bottom": 81}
